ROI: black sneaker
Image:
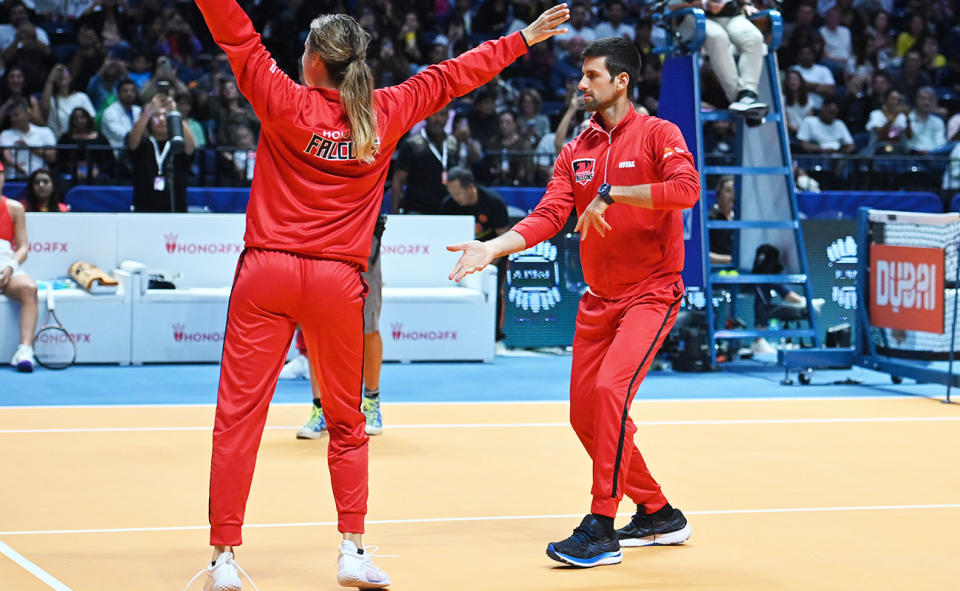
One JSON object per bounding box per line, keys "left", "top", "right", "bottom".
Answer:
{"left": 546, "top": 514, "right": 622, "bottom": 568}
{"left": 616, "top": 505, "right": 692, "bottom": 547}
{"left": 729, "top": 90, "right": 768, "bottom": 117}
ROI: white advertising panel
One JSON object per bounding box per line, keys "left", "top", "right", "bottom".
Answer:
{"left": 22, "top": 213, "right": 118, "bottom": 280}
{"left": 380, "top": 215, "right": 473, "bottom": 288}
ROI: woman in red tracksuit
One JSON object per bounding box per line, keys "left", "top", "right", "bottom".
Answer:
{"left": 190, "top": 1, "right": 570, "bottom": 589}
{"left": 449, "top": 37, "right": 700, "bottom": 569}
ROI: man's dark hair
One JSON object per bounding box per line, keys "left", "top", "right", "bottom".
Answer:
{"left": 446, "top": 166, "right": 475, "bottom": 188}
{"left": 117, "top": 78, "right": 138, "bottom": 93}
{"left": 582, "top": 37, "right": 640, "bottom": 96}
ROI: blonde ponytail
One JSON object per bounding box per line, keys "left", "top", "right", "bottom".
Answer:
{"left": 308, "top": 15, "right": 378, "bottom": 163}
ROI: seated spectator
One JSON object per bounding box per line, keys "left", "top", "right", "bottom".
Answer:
{"left": 784, "top": 70, "right": 813, "bottom": 137}
{"left": 101, "top": 79, "right": 141, "bottom": 151}
{"left": 0, "top": 2, "right": 49, "bottom": 52}
{"left": 517, "top": 89, "right": 550, "bottom": 146}
{"left": 708, "top": 175, "right": 735, "bottom": 266}
{"left": 472, "top": 0, "right": 510, "bottom": 36}
{"left": 842, "top": 69, "right": 891, "bottom": 136}
{"left": 467, "top": 89, "right": 500, "bottom": 147}
{"left": 594, "top": 1, "right": 634, "bottom": 40}
{"left": 553, "top": 2, "right": 595, "bottom": 55}
{"left": 0, "top": 99, "right": 57, "bottom": 179}
{"left": 158, "top": 10, "right": 203, "bottom": 70}
{"left": 916, "top": 34, "right": 947, "bottom": 86}
{"left": 22, "top": 168, "right": 67, "bottom": 212}
{"left": 126, "top": 49, "right": 153, "bottom": 89}
{"left": 791, "top": 45, "right": 836, "bottom": 111}
{"left": 892, "top": 49, "right": 932, "bottom": 105}
{"left": 865, "top": 88, "right": 911, "bottom": 154}
{"left": 126, "top": 93, "right": 196, "bottom": 212}
{"left": 942, "top": 141, "right": 960, "bottom": 190}
{"left": 86, "top": 46, "right": 130, "bottom": 112}
{"left": 219, "top": 120, "right": 257, "bottom": 186}
{"left": 484, "top": 110, "right": 535, "bottom": 186}
{"left": 41, "top": 64, "right": 96, "bottom": 139}
{"left": 395, "top": 10, "right": 424, "bottom": 65}
{"left": 948, "top": 112, "right": 960, "bottom": 143}
{"left": 208, "top": 77, "right": 258, "bottom": 146}
{"left": 452, "top": 112, "right": 485, "bottom": 179}
{"left": 818, "top": 7, "right": 853, "bottom": 79}
{"left": 178, "top": 93, "right": 207, "bottom": 150}
{"left": 56, "top": 106, "right": 114, "bottom": 182}
{"left": 636, "top": 53, "right": 661, "bottom": 116}
{"left": 0, "top": 162, "right": 39, "bottom": 372}
{"left": 139, "top": 55, "right": 190, "bottom": 106}
{"left": 80, "top": 0, "right": 133, "bottom": 50}
{"left": 780, "top": 0, "right": 819, "bottom": 68}
{"left": 370, "top": 37, "right": 412, "bottom": 88}
{"left": 69, "top": 22, "right": 107, "bottom": 96}
{"left": 906, "top": 87, "right": 946, "bottom": 154}
{"left": 796, "top": 97, "right": 856, "bottom": 154}
{"left": 0, "top": 66, "right": 43, "bottom": 127}
{"left": 549, "top": 35, "right": 587, "bottom": 100}
{"left": 896, "top": 14, "right": 926, "bottom": 57}
{"left": 2, "top": 11, "right": 52, "bottom": 93}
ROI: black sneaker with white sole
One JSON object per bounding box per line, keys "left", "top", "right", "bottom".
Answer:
{"left": 546, "top": 514, "right": 623, "bottom": 568}
{"left": 728, "top": 90, "right": 768, "bottom": 117}
{"left": 616, "top": 504, "right": 692, "bottom": 547}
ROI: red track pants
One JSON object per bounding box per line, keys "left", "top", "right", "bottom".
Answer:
{"left": 570, "top": 278, "right": 683, "bottom": 518}
{"left": 209, "top": 249, "right": 368, "bottom": 546}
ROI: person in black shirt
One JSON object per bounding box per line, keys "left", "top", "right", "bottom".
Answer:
{"left": 442, "top": 166, "right": 509, "bottom": 340}
{"left": 708, "top": 175, "right": 735, "bottom": 265}
{"left": 391, "top": 104, "right": 459, "bottom": 214}
{"left": 126, "top": 92, "right": 195, "bottom": 212}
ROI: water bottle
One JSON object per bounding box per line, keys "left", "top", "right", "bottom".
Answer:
{"left": 167, "top": 110, "right": 185, "bottom": 154}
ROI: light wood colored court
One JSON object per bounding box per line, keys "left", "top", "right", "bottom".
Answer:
{"left": 1, "top": 397, "right": 958, "bottom": 590}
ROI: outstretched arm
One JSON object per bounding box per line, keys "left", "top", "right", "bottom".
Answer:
{"left": 380, "top": 4, "right": 569, "bottom": 133}
{"left": 194, "top": 0, "right": 302, "bottom": 122}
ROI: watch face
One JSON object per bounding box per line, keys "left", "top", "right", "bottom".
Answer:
{"left": 599, "top": 183, "right": 610, "bottom": 194}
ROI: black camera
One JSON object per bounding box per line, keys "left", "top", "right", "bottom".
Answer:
{"left": 157, "top": 80, "right": 171, "bottom": 95}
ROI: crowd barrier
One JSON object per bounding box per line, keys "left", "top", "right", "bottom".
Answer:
{"left": 0, "top": 214, "right": 494, "bottom": 364}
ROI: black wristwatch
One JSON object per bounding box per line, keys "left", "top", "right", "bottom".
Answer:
{"left": 597, "top": 182, "right": 614, "bottom": 205}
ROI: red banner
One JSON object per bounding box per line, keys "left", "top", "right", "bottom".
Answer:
{"left": 870, "top": 244, "right": 944, "bottom": 333}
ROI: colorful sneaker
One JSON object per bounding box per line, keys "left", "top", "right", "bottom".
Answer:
{"left": 616, "top": 505, "right": 692, "bottom": 547}
{"left": 182, "top": 551, "right": 255, "bottom": 591}
{"left": 296, "top": 405, "right": 327, "bottom": 439}
{"left": 279, "top": 354, "right": 309, "bottom": 380}
{"left": 10, "top": 345, "right": 35, "bottom": 373}
{"left": 337, "top": 540, "right": 391, "bottom": 589}
{"left": 546, "top": 514, "right": 622, "bottom": 568}
{"left": 362, "top": 396, "right": 382, "bottom": 436}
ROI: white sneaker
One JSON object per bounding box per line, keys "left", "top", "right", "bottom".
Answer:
{"left": 751, "top": 337, "right": 777, "bottom": 355}
{"left": 337, "top": 540, "right": 391, "bottom": 589}
{"left": 278, "top": 354, "right": 309, "bottom": 380}
{"left": 183, "top": 551, "right": 255, "bottom": 591}
{"left": 10, "top": 345, "right": 35, "bottom": 373}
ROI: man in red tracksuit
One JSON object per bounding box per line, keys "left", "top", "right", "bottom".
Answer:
{"left": 191, "top": 1, "right": 570, "bottom": 589}
{"left": 449, "top": 37, "right": 700, "bottom": 568}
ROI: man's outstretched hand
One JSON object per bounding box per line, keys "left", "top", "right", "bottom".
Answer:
{"left": 447, "top": 240, "right": 494, "bottom": 282}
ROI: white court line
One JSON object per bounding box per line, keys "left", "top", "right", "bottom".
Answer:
{"left": 0, "top": 539, "right": 73, "bottom": 590}
{"left": 2, "top": 416, "right": 960, "bottom": 434}
{"left": 0, "top": 394, "right": 936, "bottom": 410}
{"left": 1, "top": 504, "right": 958, "bottom": 537}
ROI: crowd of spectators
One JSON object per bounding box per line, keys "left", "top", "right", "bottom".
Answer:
{"left": 1, "top": 0, "right": 960, "bottom": 210}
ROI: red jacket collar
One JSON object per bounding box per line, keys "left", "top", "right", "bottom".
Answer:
{"left": 588, "top": 103, "right": 640, "bottom": 138}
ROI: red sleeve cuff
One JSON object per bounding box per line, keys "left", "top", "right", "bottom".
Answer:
{"left": 649, "top": 182, "right": 665, "bottom": 209}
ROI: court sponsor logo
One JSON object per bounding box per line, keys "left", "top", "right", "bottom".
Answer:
{"left": 36, "top": 330, "right": 90, "bottom": 344}
{"left": 29, "top": 241, "right": 68, "bottom": 253}
{"left": 572, "top": 158, "right": 595, "bottom": 185}
{"left": 172, "top": 323, "right": 225, "bottom": 343}
{"left": 390, "top": 322, "right": 458, "bottom": 342}
{"left": 381, "top": 244, "right": 430, "bottom": 256}
{"left": 162, "top": 233, "right": 243, "bottom": 256}
{"left": 870, "top": 244, "right": 943, "bottom": 333}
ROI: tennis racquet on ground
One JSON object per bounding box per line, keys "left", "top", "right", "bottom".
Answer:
{"left": 33, "top": 286, "right": 76, "bottom": 370}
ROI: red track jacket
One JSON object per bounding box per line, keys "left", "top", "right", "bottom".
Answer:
{"left": 512, "top": 108, "right": 700, "bottom": 297}
{"left": 195, "top": 0, "right": 529, "bottom": 270}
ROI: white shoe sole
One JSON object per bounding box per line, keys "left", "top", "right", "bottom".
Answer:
{"left": 337, "top": 573, "right": 390, "bottom": 589}
{"left": 296, "top": 429, "right": 327, "bottom": 439}
{"left": 619, "top": 523, "right": 692, "bottom": 547}
{"left": 365, "top": 425, "right": 383, "bottom": 436}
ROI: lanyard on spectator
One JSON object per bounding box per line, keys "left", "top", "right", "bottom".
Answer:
{"left": 149, "top": 135, "right": 171, "bottom": 174}
{"left": 421, "top": 129, "right": 447, "bottom": 169}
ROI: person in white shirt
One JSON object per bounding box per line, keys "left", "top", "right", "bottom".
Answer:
{"left": 0, "top": 99, "right": 57, "bottom": 179}
{"left": 865, "top": 88, "right": 910, "bottom": 154}
{"left": 906, "top": 86, "right": 946, "bottom": 153}
{"left": 594, "top": 1, "right": 634, "bottom": 40}
{"left": 101, "top": 79, "right": 142, "bottom": 150}
{"left": 0, "top": 1, "right": 50, "bottom": 50}
{"left": 796, "top": 97, "right": 855, "bottom": 154}
{"left": 818, "top": 7, "right": 852, "bottom": 75}
{"left": 40, "top": 64, "right": 96, "bottom": 139}
{"left": 674, "top": 0, "right": 768, "bottom": 116}
{"left": 791, "top": 45, "right": 836, "bottom": 111}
